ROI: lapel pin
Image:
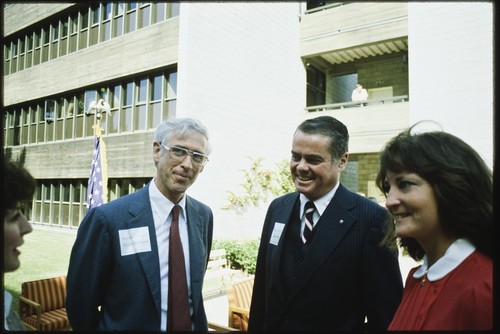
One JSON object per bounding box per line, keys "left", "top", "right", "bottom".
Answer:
{"left": 339, "top": 219, "right": 344, "bottom": 224}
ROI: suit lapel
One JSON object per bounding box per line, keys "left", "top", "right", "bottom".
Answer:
{"left": 288, "top": 185, "right": 356, "bottom": 301}
{"left": 185, "top": 197, "right": 207, "bottom": 316}
{"left": 270, "top": 193, "right": 300, "bottom": 302}
{"left": 124, "top": 186, "right": 162, "bottom": 318}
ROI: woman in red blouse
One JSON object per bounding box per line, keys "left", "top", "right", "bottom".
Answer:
{"left": 376, "top": 123, "right": 493, "bottom": 331}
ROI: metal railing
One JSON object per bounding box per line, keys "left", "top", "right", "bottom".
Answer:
{"left": 305, "top": 95, "right": 409, "bottom": 112}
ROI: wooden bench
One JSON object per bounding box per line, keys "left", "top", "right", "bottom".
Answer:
{"left": 204, "top": 249, "right": 236, "bottom": 295}
{"left": 18, "top": 276, "right": 70, "bottom": 331}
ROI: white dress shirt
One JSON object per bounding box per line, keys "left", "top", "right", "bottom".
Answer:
{"left": 149, "top": 179, "right": 192, "bottom": 330}
{"left": 299, "top": 182, "right": 340, "bottom": 237}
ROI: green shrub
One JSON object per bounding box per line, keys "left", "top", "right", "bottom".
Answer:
{"left": 212, "top": 239, "right": 259, "bottom": 275}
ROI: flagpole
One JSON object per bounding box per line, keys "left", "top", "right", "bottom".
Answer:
{"left": 95, "top": 111, "right": 108, "bottom": 205}
{"left": 86, "top": 100, "right": 109, "bottom": 211}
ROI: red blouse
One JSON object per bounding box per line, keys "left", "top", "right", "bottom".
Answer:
{"left": 388, "top": 250, "right": 492, "bottom": 330}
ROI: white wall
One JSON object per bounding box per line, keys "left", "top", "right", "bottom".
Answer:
{"left": 176, "top": 2, "right": 305, "bottom": 240}
{"left": 408, "top": 2, "right": 493, "bottom": 168}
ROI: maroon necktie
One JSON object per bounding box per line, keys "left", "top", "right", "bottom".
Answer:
{"left": 167, "top": 205, "right": 191, "bottom": 331}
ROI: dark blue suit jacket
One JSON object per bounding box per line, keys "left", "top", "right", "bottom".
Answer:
{"left": 248, "top": 184, "right": 403, "bottom": 331}
{"left": 66, "top": 184, "right": 213, "bottom": 331}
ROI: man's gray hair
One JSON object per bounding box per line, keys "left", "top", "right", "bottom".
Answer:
{"left": 154, "top": 117, "right": 211, "bottom": 155}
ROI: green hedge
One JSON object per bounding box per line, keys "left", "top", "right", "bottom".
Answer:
{"left": 212, "top": 239, "right": 259, "bottom": 275}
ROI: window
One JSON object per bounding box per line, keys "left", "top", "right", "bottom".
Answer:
{"left": 3, "top": 69, "right": 177, "bottom": 145}
{"left": 11, "top": 40, "right": 18, "bottom": 73}
{"left": 65, "top": 97, "right": 75, "bottom": 139}
{"left": 169, "top": 2, "right": 180, "bottom": 18}
{"left": 44, "top": 100, "right": 56, "bottom": 122}
{"left": 18, "top": 38, "right": 25, "bottom": 71}
{"left": 125, "top": 3, "right": 137, "bottom": 33}
{"left": 80, "top": 10, "right": 89, "bottom": 49}
{"left": 3, "top": 3, "right": 175, "bottom": 74}
{"left": 153, "top": 3, "right": 166, "bottom": 23}
{"left": 121, "top": 82, "right": 134, "bottom": 132}
{"left": 75, "top": 93, "right": 85, "bottom": 138}
{"left": 41, "top": 27, "right": 49, "bottom": 63}
{"left": 89, "top": 4, "right": 100, "bottom": 46}
{"left": 113, "top": 3, "right": 125, "bottom": 37}
{"left": 102, "top": 3, "right": 112, "bottom": 41}
{"left": 26, "top": 34, "right": 33, "bottom": 68}
{"left": 60, "top": 20, "right": 69, "bottom": 56}
{"left": 34, "top": 30, "right": 41, "bottom": 65}
{"left": 306, "top": 65, "right": 326, "bottom": 106}
{"left": 136, "top": 78, "right": 148, "bottom": 130}
{"left": 150, "top": 74, "right": 163, "bottom": 128}
{"left": 50, "top": 22, "right": 59, "bottom": 59}
{"left": 138, "top": 3, "right": 151, "bottom": 29}
{"left": 137, "top": 78, "right": 148, "bottom": 103}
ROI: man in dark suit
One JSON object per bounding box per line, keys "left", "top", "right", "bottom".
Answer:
{"left": 66, "top": 118, "right": 213, "bottom": 331}
{"left": 248, "top": 116, "right": 403, "bottom": 331}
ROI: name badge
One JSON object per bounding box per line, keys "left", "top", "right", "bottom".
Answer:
{"left": 119, "top": 226, "right": 152, "bottom": 256}
{"left": 269, "top": 222, "right": 285, "bottom": 246}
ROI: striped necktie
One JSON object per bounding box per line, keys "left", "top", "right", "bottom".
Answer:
{"left": 302, "top": 201, "right": 316, "bottom": 244}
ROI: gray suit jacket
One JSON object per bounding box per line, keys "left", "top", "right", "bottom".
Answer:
{"left": 66, "top": 184, "right": 213, "bottom": 331}
{"left": 248, "top": 184, "right": 403, "bottom": 331}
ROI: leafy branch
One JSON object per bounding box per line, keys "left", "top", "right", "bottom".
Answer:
{"left": 222, "top": 157, "right": 294, "bottom": 214}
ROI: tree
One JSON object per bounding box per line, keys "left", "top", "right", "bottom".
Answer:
{"left": 222, "top": 157, "right": 294, "bottom": 214}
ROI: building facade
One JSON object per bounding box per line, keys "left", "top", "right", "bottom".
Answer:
{"left": 3, "top": 2, "right": 493, "bottom": 240}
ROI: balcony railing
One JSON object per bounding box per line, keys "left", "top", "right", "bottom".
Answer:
{"left": 304, "top": 2, "right": 344, "bottom": 15}
{"left": 305, "top": 95, "right": 408, "bottom": 112}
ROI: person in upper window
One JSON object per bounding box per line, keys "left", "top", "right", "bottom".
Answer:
{"left": 376, "top": 123, "right": 493, "bottom": 330}
{"left": 3, "top": 160, "right": 36, "bottom": 330}
{"left": 351, "top": 83, "right": 368, "bottom": 105}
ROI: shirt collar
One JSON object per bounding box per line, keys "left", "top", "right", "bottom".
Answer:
{"left": 413, "top": 238, "right": 476, "bottom": 281}
{"left": 149, "top": 179, "right": 187, "bottom": 222}
{"left": 299, "top": 182, "right": 339, "bottom": 218}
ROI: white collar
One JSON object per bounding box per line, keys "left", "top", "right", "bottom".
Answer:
{"left": 300, "top": 182, "right": 339, "bottom": 217}
{"left": 149, "top": 179, "right": 187, "bottom": 222}
{"left": 4, "top": 290, "right": 13, "bottom": 328}
{"left": 413, "top": 238, "right": 476, "bottom": 281}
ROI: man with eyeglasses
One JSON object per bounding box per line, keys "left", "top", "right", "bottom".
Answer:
{"left": 67, "top": 117, "right": 213, "bottom": 331}
{"left": 248, "top": 116, "right": 403, "bottom": 331}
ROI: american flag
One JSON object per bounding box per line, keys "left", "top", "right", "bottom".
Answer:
{"left": 86, "top": 131, "right": 108, "bottom": 211}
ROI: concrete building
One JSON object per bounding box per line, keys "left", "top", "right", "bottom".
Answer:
{"left": 2, "top": 2, "right": 493, "bottom": 240}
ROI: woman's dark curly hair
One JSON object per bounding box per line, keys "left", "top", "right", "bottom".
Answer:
{"left": 376, "top": 124, "right": 493, "bottom": 261}
{"left": 2, "top": 161, "right": 36, "bottom": 219}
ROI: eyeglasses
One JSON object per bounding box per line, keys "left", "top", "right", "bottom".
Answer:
{"left": 161, "top": 144, "right": 209, "bottom": 167}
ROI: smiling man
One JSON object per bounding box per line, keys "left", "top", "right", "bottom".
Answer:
{"left": 248, "top": 116, "right": 403, "bottom": 331}
{"left": 66, "top": 118, "right": 214, "bottom": 331}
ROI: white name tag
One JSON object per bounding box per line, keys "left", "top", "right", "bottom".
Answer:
{"left": 269, "top": 222, "right": 285, "bottom": 246}
{"left": 119, "top": 226, "right": 152, "bottom": 256}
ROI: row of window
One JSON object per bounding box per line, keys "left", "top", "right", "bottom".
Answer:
{"left": 28, "top": 178, "right": 149, "bottom": 228}
{"left": 3, "top": 69, "right": 177, "bottom": 146}
{"left": 3, "top": 2, "right": 179, "bottom": 76}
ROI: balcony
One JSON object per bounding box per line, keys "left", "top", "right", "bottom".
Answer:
{"left": 301, "top": 96, "right": 410, "bottom": 154}
{"left": 301, "top": 2, "right": 408, "bottom": 70}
